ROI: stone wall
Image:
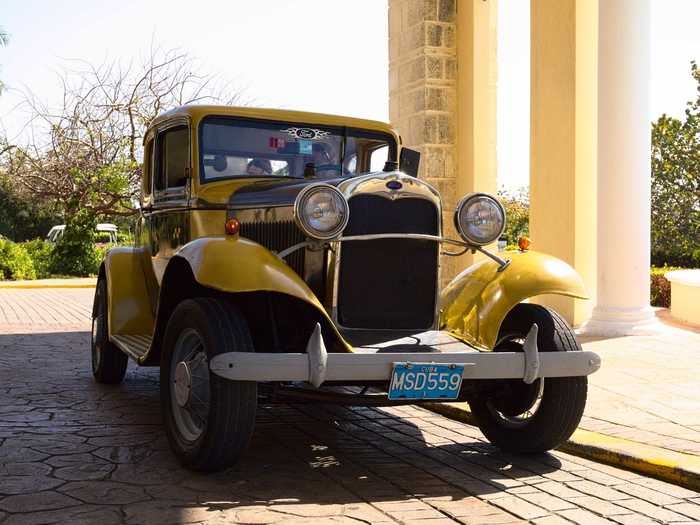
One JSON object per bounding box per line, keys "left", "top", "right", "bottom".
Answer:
{"left": 389, "top": 0, "right": 459, "bottom": 285}
{"left": 389, "top": 0, "right": 498, "bottom": 286}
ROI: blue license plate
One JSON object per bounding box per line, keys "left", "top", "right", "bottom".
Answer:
{"left": 388, "top": 362, "right": 464, "bottom": 401}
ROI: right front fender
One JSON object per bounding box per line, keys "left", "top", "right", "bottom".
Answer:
{"left": 175, "top": 236, "right": 351, "bottom": 351}
{"left": 440, "top": 250, "right": 588, "bottom": 350}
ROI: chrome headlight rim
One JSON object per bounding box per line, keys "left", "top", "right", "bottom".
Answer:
{"left": 454, "top": 192, "right": 506, "bottom": 247}
{"left": 293, "top": 183, "right": 349, "bottom": 241}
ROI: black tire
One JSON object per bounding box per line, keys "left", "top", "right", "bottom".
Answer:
{"left": 160, "top": 297, "right": 257, "bottom": 472}
{"left": 469, "top": 303, "right": 587, "bottom": 453}
{"left": 91, "top": 278, "right": 128, "bottom": 384}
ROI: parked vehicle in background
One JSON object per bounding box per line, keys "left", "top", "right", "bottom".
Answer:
{"left": 46, "top": 223, "right": 118, "bottom": 244}
{"left": 92, "top": 105, "right": 601, "bottom": 472}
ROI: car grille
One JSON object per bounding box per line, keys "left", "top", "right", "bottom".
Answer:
{"left": 337, "top": 194, "right": 439, "bottom": 329}
{"left": 240, "top": 220, "right": 306, "bottom": 276}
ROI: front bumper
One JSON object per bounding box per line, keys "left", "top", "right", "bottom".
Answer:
{"left": 209, "top": 323, "right": 601, "bottom": 387}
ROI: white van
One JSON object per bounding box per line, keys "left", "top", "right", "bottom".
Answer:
{"left": 46, "top": 223, "right": 118, "bottom": 244}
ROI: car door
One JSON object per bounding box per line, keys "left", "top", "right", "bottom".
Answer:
{"left": 148, "top": 120, "right": 192, "bottom": 284}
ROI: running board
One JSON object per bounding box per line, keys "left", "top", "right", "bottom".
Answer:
{"left": 111, "top": 334, "right": 152, "bottom": 361}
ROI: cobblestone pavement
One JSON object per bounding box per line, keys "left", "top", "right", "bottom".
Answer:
{"left": 1, "top": 289, "right": 700, "bottom": 524}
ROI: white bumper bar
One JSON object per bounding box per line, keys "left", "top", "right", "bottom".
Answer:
{"left": 209, "top": 324, "right": 601, "bottom": 387}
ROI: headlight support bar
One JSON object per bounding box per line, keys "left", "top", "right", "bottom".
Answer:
{"left": 275, "top": 233, "right": 511, "bottom": 272}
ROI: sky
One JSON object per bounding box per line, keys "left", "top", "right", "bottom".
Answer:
{"left": 2, "top": 0, "right": 700, "bottom": 191}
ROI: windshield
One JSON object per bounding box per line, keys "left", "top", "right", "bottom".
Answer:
{"left": 199, "top": 117, "right": 396, "bottom": 182}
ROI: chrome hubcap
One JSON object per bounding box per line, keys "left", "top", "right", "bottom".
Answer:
{"left": 174, "top": 361, "right": 193, "bottom": 408}
{"left": 487, "top": 334, "right": 545, "bottom": 428}
{"left": 170, "top": 329, "right": 211, "bottom": 443}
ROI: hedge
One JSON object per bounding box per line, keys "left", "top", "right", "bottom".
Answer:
{"left": 650, "top": 266, "right": 684, "bottom": 307}
{"left": 0, "top": 239, "right": 36, "bottom": 280}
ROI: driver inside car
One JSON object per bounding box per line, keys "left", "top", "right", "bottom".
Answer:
{"left": 246, "top": 158, "right": 273, "bottom": 176}
{"left": 311, "top": 143, "right": 340, "bottom": 176}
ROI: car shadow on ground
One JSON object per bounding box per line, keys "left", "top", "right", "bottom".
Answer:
{"left": 0, "top": 331, "right": 565, "bottom": 523}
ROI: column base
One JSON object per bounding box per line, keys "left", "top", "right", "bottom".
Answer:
{"left": 577, "top": 305, "right": 661, "bottom": 337}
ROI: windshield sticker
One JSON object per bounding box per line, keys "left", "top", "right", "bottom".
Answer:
{"left": 269, "top": 137, "right": 286, "bottom": 149}
{"left": 298, "top": 140, "right": 313, "bottom": 155}
{"left": 281, "top": 127, "right": 330, "bottom": 140}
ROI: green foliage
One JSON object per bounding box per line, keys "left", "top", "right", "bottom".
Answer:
{"left": 22, "top": 239, "right": 54, "bottom": 279}
{"left": 498, "top": 188, "right": 529, "bottom": 246}
{"left": 651, "top": 61, "right": 700, "bottom": 269}
{"left": 650, "top": 266, "right": 684, "bottom": 307}
{"left": 116, "top": 232, "right": 133, "bottom": 245}
{"left": 0, "top": 239, "right": 36, "bottom": 280}
{"left": 0, "top": 175, "right": 62, "bottom": 241}
{"left": 49, "top": 211, "right": 100, "bottom": 276}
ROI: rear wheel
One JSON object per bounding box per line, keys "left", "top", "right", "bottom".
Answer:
{"left": 469, "top": 303, "right": 587, "bottom": 453}
{"left": 91, "top": 278, "right": 128, "bottom": 384}
{"left": 160, "top": 297, "right": 257, "bottom": 472}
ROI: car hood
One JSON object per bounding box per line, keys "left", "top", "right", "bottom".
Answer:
{"left": 227, "top": 177, "right": 345, "bottom": 209}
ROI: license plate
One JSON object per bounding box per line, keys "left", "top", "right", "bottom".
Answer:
{"left": 388, "top": 362, "right": 464, "bottom": 401}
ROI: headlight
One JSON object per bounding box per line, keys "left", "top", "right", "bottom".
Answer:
{"left": 454, "top": 193, "right": 506, "bottom": 246}
{"left": 294, "top": 183, "right": 349, "bottom": 241}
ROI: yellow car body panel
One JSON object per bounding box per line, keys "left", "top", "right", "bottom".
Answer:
{"left": 440, "top": 250, "right": 588, "bottom": 350}
{"left": 104, "top": 247, "right": 155, "bottom": 336}
{"left": 175, "top": 235, "right": 352, "bottom": 352}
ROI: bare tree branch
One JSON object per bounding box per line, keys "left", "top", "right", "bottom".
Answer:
{"left": 0, "top": 47, "right": 247, "bottom": 218}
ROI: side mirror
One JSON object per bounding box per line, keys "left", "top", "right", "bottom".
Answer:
{"left": 399, "top": 148, "right": 421, "bottom": 178}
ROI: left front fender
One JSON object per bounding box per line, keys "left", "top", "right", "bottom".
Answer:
{"left": 439, "top": 250, "right": 587, "bottom": 350}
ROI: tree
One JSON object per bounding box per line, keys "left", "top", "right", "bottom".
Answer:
{"left": 651, "top": 62, "right": 700, "bottom": 268}
{"left": 498, "top": 187, "right": 529, "bottom": 247}
{"left": 0, "top": 46, "right": 244, "bottom": 220}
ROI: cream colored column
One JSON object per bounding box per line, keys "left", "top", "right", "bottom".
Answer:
{"left": 454, "top": 0, "right": 499, "bottom": 276}
{"left": 388, "top": 0, "right": 498, "bottom": 287}
{"left": 456, "top": 0, "right": 498, "bottom": 203}
{"left": 530, "top": 0, "right": 597, "bottom": 326}
{"left": 581, "top": 0, "right": 658, "bottom": 335}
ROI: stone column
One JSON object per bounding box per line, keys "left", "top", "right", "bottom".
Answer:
{"left": 581, "top": 0, "right": 657, "bottom": 335}
{"left": 529, "top": 0, "right": 598, "bottom": 327}
{"left": 389, "top": 0, "right": 498, "bottom": 286}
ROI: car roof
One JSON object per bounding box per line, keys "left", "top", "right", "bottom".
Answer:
{"left": 147, "top": 105, "right": 398, "bottom": 140}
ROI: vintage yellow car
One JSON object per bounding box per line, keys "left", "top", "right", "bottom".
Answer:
{"left": 91, "top": 105, "right": 601, "bottom": 471}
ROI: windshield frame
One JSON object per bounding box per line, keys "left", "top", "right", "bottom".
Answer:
{"left": 197, "top": 115, "right": 398, "bottom": 184}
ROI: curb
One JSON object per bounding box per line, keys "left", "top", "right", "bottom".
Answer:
{"left": 0, "top": 281, "right": 96, "bottom": 289}
{"left": 426, "top": 402, "right": 700, "bottom": 492}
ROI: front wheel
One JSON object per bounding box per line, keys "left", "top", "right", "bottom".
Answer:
{"left": 160, "top": 297, "right": 257, "bottom": 472}
{"left": 469, "top": 303, "right": 587, "bottom": 453}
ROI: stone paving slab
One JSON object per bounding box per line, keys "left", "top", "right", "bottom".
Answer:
{"left": 1, "top": 289, "right": 700, "bottom": 523}
{"left": 578, "top": 318, "right": 700, "bottom": 458}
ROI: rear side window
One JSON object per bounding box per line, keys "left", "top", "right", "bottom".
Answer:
{"left": 155, "top": 126, "right": 189, "bottom": 192}
{"left": 143, "top": 137, "right": 154, "bottom": 197}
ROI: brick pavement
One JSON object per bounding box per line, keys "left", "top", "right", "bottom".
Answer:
{"left": 1, "top": 289, "right": 700, "bottom": 524}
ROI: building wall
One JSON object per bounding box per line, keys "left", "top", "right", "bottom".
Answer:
{"left": 389, "top": 0, "right": 497, "bottom": 287}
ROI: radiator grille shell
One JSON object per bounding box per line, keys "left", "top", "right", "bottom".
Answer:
{"left": 337, "top": 195, "right": 439, "bottom": 329}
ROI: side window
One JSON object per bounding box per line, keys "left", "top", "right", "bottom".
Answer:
{"left": 143, "top": 137, "right": 154, "bottom": 197}
{"left": 155, "top": 125, "right": 189, "bottom": 193}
